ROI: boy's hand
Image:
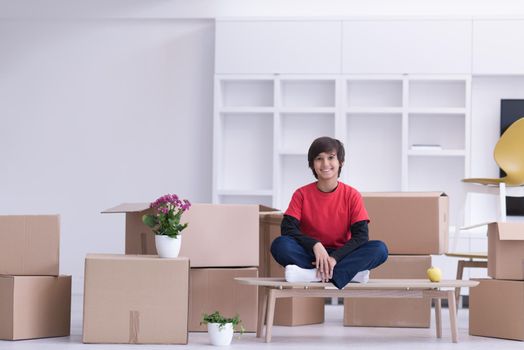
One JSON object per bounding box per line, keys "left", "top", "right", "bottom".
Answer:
{"left": 312, "top": 242, "right": 337, "bottom": 282}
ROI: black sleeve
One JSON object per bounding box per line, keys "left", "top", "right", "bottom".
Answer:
{"left": 281, "top": 214, "right": 319, "bottom": 254}
{"left": 329, "top": 220, "right": 369, "bottom": 262}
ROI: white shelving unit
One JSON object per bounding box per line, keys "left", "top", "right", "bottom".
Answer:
{"left": 213, "top": 76, "right": 275, "bottom": 207}
{"left": 405, "top": 76, "right": 471, "bottom": 226}
{"left": 213, "top": 74, "right": 471, "bottom": 223}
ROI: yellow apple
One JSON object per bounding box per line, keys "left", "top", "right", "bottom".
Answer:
{"left": 426, "top": 266, "right": 442, "bottom": 282}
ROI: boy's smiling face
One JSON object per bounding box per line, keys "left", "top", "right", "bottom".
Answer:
{"left": 313, "top": 151, "right": 343, "bottom": 181}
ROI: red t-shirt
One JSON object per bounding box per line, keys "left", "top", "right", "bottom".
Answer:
{"left": 284, "top": 181, "right": 369, "bottom": 249}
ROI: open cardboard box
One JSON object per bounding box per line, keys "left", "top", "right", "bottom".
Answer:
{"left": 102, "top": 203, "right": 277, "bottom": 267}
{"left": 363, "top": 192, "right": 449, "bottom": 254}
{"left": 0, "top": 215, "right": 60, "bottom": 276}
{"left": 487, "top": 222, "right": 524, "bottom": 280}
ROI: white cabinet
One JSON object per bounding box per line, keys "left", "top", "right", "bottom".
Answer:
{"left": 213, "top": 19, "right": 472, "bottom": 220}
{"left": 473, "top": 20, "right": 524, "bottom": 74}
{"left": 342, "top": 20, "right": 472, "bottom": 74}
{"left": 215, "top": 20, "right": 342, "bottom": 74}
{"left": 214, "top": 74, "right": 471, "bottom": 222}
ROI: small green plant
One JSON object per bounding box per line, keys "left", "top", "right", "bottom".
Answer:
{"left": 201, "top": 311, "right": 244, "bottom": 334}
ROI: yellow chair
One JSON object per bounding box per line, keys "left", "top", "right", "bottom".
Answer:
{"left": 462, "top": 116, "right": 524, "bottom": 223}
{"left": 449, "top": 117, "right": 524, "bottom": 307}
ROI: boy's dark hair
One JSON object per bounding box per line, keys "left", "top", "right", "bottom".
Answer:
{"left": 307, "top": 137, "right": 345, "bottom": 179}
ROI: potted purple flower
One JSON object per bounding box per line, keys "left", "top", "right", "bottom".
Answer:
{"left": 142, "top": 194, "right": 191, "bottom": 258}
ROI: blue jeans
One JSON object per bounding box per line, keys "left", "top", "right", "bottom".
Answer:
{"left": 270, "top": 236, "right": 388, "bottom": 289}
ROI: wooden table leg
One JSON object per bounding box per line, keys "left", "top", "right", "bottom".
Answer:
{"left": 265, "top": 289, "right": 277, "bottom": 343}
{"left": 257, "top": 287, "right": 267, "bottom": 338}
{"left": 455, "top": 260, "right": 465, "bottom": 308}
{"left": 434, "top": 297, "right": 442, "bottom": 339}
{"left": 447, "top": 290, "right": 458, "bottom": 343}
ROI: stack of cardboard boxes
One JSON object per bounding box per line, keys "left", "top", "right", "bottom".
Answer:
{"left": 344, "top": 192, "right": 449, "bottom": 328}
{"left": 469, "top": 222, "right": 524, "bottom": 341}
{"left": 0, "top": 215, "right": 71, "bottom": 340}
{"left": 181, "top": 204, "right": 260, "bottom": 332}
{"left": 83, "top": 203, "right": 263, "bottom": 344}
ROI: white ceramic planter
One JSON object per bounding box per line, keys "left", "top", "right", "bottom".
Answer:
{"left": 155, "top": 235, "right": 182, "bottom": 258}
{"left": 207, "top": 323, "right": 234, "bottom": 346}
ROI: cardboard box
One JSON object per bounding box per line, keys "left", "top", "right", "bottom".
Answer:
{"left": 363, "top": 192, "right": 448, "bottom": 254}
{"left": 0, "top": 215, "right": 60, "bottom": 275}
{"left": 0, "top": 275, "right": 71, "bottom": 340}
{"left": 259, "top": 212, "right": 325, "bottom": 326}
{"left": 470, "top": 278, "right": 524, "bottom": 341}
{"left": 344, "top": 255, "right": 432, "bottom": 327}
{"left": 102, "top": 203, "right": 261, "bottom": 267}
{"left": 259, "top": 212, "right": 283, "bottom": 278}
{"left": 189, "top": 267, "right": 258, "bottom": 332}
{"left": 273, "top": 297, "right": 326, "bottom": 326}
{"left": 258, "top": 210, "right": 282, "bottom": 278}
{"left": 83, "top": 254, "right": 189, "bottom": 344}
{"left": 487, "top": 222, "right": 524, "bottom": 280}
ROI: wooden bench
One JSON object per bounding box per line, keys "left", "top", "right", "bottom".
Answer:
{"left": 235, "top": 277, "right": 479, "bottom": 343}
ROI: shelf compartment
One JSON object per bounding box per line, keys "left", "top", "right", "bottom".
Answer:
{"left": 221, "top": 80, "right": 274, "bottom": 107}
{"left": 347, "top": 80, "right": 403, "bottom": 108}
{"left": 279, "top": 154, "right": 314, "bottom": 211}
{"left": 281, "top": 80, "right": 336, "bottom": 108}
{"left": 409, "top": 80, "right": 466, "bottom": 108}
{"left": 408, "top": 113, "right": 466, "bottom": 150}
{"left": 220, "top": 113, "right": 273, "bottom": 191}
{"left": 408, "top": 156, "right": 465, "bottom": 226}
{"left": 280, "top": 113, "right": 335, "bottom": 154}
{"left": 346, "top": 113, "right": 402, "bottom": 191}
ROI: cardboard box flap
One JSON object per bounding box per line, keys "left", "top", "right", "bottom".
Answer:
{"left": 362, "top": 192, "right": 447, "bottom": 198}
{"left": 259, "top": 205, "right": 281, "bottom": 215}
{"left": 490, "top": 222, "right": 524, "bottom": 240}
{"left": 101, "top": 203, "right": 150, "bottom": 214}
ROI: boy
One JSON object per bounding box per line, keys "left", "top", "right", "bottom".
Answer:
{"left": 271, "top": 137, "right": 388, "bottom": 289}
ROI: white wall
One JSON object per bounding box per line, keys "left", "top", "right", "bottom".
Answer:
{"left": 0, "top": 19, "right": 214, "bottom": 293}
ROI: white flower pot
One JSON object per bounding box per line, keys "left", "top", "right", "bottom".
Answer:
{"left": 155, "top": 235, "right": 182, "bottom": 258}
{"left": 207, "top": 323, "right": 234, "bottom": 346}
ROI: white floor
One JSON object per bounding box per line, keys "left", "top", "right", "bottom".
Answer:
{"left": 1, "top": 295, "right": 522, "bottom": 349}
